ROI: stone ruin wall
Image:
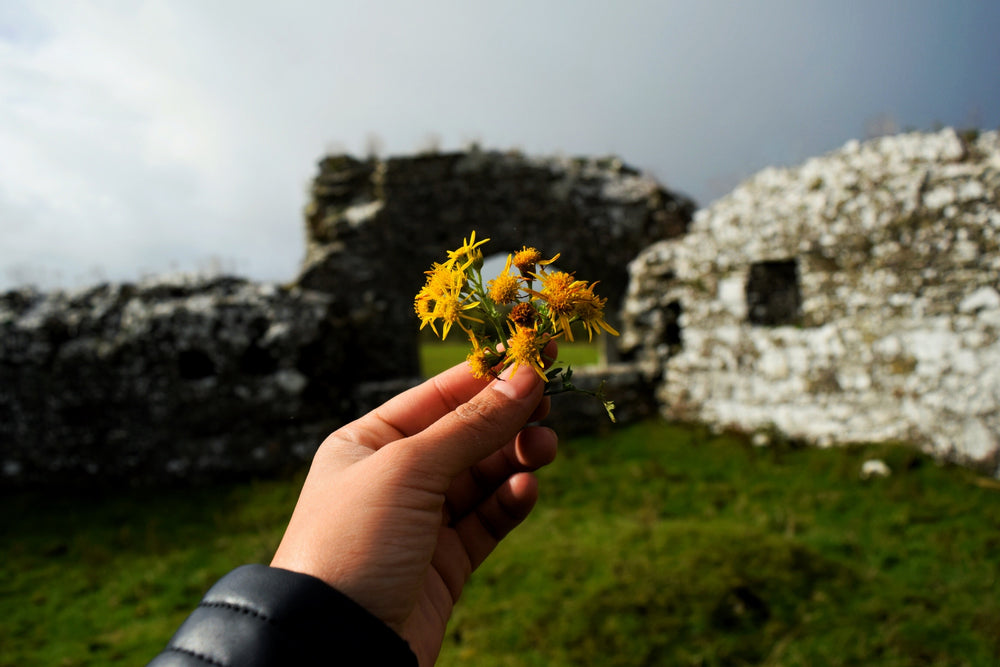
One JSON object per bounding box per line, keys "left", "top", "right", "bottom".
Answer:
{"left": 4, "top": 130, "right": 999, "bottom": 487}
{"left": 622, "top": 128, "right": 1000, "bottom": 476}
{"left": 297, "top": 148, "right": 693, "bottom": 375}
{"left": 0, "top": 277, "right": 351, "bottom": 486}
{"left": 0, "top": 149, "right": 693, "bottom": 488}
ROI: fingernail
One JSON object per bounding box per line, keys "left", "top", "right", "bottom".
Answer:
{"left": 493, "top": 366, "right": 538, "bottom": 400}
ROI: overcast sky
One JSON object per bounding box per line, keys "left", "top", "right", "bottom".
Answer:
{"left": 1, "top": 1, "right": 998, "bottom": 290}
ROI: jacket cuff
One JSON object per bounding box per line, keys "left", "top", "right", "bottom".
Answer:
{"left": 148, "top": 564, "right": 417, "bottom": 666}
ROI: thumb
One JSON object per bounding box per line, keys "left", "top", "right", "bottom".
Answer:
{"left": 391, "top": 366, "right": 544, "bottom": 480}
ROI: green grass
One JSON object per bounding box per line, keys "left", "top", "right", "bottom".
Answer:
{"left": 0, "top": 478, "right": 302, "bottom": 667}
{"left": 3, "top": 421, "right": 999, "bottom": 666}
{"left": 420, "top": 339, "right": 603, "bottom": 377}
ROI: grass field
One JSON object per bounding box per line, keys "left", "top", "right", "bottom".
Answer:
{"left": 3, "top": 416, "right": 999, "bottom": 666}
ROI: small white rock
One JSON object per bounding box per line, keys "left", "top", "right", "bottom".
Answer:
{"left": 860, "top": 459, "right": 892, "bottom": 480}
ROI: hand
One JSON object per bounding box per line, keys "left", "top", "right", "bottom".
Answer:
{"left": 270, "top": 354, "right": 558, "bottom": 665}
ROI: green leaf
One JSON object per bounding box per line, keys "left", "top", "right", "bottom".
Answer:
{"left": 603, "top": 400, "right": 617, "bottom": 423}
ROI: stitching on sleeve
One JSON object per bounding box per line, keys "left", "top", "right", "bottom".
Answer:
{"left": 164, "top": 645, "right": 227, "bottom": 666}
{"left": 199, "top": 601, "right": 278, "bottom": 626}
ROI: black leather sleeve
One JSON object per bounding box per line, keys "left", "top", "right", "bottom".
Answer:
{"left": 147, "top": 564, "right": 417, "bottom": 666}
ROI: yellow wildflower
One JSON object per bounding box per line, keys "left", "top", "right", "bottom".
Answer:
{"left": 414, "top": 264, "right": 481, "bottom": 339}
{"left": 414, "top": 292, "right": 435, "bottom": 323}
{"left": 531, "top": 270, "right": 586, "bottom": 341}
{"left": 413, "top": 232, "right": 617, "bottom": 420}
{"left": 421, "top": 261, "right": 460, "bottom": 297}
{"left": 437, "top": 285, "right": 482, "bottom": 340}
{"left": 508, "top": 302, "right": 538, "bottom": 328}
{"left": 487, "top": 254, "right": 521, "bottom": 304}
{"left": 512, "top": 246, "right": 559, "bottom": 275}
{"left": 573, "top": 282, "right": 620, "bottom": 341}
{"left": 414, "top": 262, "right": 453, "bottom": 333}
{"left": 505, "top": 324, "right": 549, "bottom": 381}
{"left": 466, "top": 335, "right": 501, "bottom": 379}
{"left": 447, "top": 231, "right": 490, "bottom": 271}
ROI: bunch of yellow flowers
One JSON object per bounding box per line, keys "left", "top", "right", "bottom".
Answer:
{"left": 414, "top": 231, "right": 618, "bottom": 421}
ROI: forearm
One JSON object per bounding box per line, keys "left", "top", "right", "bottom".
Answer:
{"left": 147, "top": 564, "right": 417, "bottom": 666}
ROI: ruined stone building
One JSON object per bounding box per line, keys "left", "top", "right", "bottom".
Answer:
{"left": 2, "top": 130, "right": 998, "bottom": 486}
{"left": 0, "top": 149, "right": 692, "bottom": 486}
{"left": 623, "top": 128, "right": 1000, "bottom": 475}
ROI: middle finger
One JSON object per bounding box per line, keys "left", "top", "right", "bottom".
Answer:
{"left": 443, "top": 425, "right": 558, "bottom": 523}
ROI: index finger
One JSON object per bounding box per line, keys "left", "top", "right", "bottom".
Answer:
{"left": 388, "top": 365, "right": 545, "bottom": 480}
{"left": 333, "top": 360, "right": 492, "bottom": 454}
{"left": 369, "top": 338, "right": 557, "bottom": 442}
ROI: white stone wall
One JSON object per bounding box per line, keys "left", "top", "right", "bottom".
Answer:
{"left": 624, "top": 129, "right": 1000, "bottom": 475}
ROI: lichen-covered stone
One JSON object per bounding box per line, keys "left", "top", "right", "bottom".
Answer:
{"left": 623, "top": 128, "right": 1000, "bottom": 475}
{"left": 0, "top": 275, "right": 351, "bottom": 487}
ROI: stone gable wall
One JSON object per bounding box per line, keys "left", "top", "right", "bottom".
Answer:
{"left": 296, "top": 148, "right": 694, "bottom": 376}
{"left": 622, "top": 129, "right": 1000, "bottom": 475}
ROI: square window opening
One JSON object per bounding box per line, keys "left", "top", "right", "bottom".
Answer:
{"left": 746, "top": 259, "right": 801, "bottom": 326}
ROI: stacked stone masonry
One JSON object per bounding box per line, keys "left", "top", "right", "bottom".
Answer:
{"left": 622, "top": 129, "right": 1000, "bottom": 476}
{"left": 1, "top": 149, "right": 691, "bottom": 487}
{"left": 0, "top": 276, "right": 350, "bottom": 486}
{"left": 4, "top": 132, "right": 999, "bottom": 485}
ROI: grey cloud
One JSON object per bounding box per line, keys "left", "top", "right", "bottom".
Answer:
{"left": 1, "top": 1, "right": 998, "bottom": 290}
